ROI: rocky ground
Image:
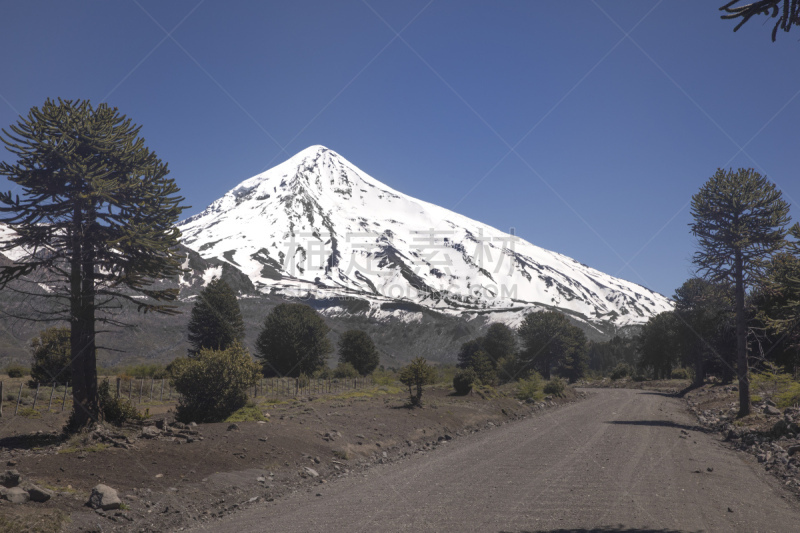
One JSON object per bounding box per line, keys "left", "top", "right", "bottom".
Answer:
{"left": 0, "top": 384, "right": 581, "bottom": 533}
{"left": 685, "top": 382, "right": 800, "bottom": 496}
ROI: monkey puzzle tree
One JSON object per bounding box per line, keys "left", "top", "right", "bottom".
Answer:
{"left": 690, "top": 168, "right": 790, "bottom": 417}
{"left": 0, "top": 99, "right": 185, "bottom": 429}
{"left": 720, "top": 1, "right": 800, "bottom": 41}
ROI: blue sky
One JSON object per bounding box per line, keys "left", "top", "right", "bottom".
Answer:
{"left": 1, "top": 1, "right": 799, "bottom": 298}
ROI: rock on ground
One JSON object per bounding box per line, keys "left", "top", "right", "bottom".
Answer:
{"left": 0, "top": 469, "right": 21, "bottom": 487}
{"left": 88, "top": 484, "right": 122, "bottom": 511}
{"left": 26, "top": 484, "right": 54, "bottom": 502}
{"left": 3, "top": 486, "right": 30, "bottom": 504}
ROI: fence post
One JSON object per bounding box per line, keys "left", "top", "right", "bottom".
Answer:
{"left": 160, "top": 379, "right": 164, "bottom": 401}
{"left": 116, "top": 377, "right": 121, "bottom": 398}
{"left": 48, "top": 383, "right": 56, "bottom": 412}
{"left": 61, "top": 382, "right": 68, "bottom": 412}
{"left": 14, "top": 382, "right": 23, "bottom": 416}
{"left": 150, "top": 378, "right": 154, "bottom": 400}
{"left": 138, "top": 379, "right": 143, "bottom": 403}
{"left": 129, "top": 379, "right": 132, "bottom": 400}
{"left": 31, "top": 383, "right": 40, "bottom": 411}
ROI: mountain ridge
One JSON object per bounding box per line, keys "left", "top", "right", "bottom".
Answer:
{"left": 178, "top": 145, "right": 672, "bottom": 331}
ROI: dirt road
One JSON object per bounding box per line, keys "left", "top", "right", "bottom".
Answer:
{"left": 193, "top": 388, "right": 800, "bottom": 532}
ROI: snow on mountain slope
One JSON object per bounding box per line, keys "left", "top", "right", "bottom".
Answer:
{"left": 178, "top": 146, "right": 672, "bottom": 327}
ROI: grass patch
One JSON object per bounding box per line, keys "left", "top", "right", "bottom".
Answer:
{"left": 0, "top": 509, "right": 70, "bottom": 533}
{"left": 332, "top": 449, "right": 350, "bottom": 460}
{"left": 37, "top": 481, "right": 76, "bottom": 494}
{"left": 57, "top": 442, "right": 109, "bottom": 455}
{"left": 262, "top": 398, "right": 285, "bottom": 405}
{"left": 225, "top": 402, "right": 266, "bottom": 423}
{"left": 16, "top": 407, "right": 41, "bottom": 418}
{"left": 751, "top": 365, "right": 800, "bottom": 408}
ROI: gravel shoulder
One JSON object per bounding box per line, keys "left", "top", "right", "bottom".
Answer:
{"left": 195, "top": 388, "right": 800, "bottom": 533}
{"left": 1, "top": 385, "right": 571, "bottom": 532}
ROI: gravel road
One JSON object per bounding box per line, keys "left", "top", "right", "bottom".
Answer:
{"left": 194, "top": 388, "right": 800, "bottom": 532}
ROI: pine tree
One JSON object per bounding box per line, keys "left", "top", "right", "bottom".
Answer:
{"left": 0, "top": 99, "right": 185, "bottom": 429}
{"left": 337, "top": 329, "right": 380, "bottom": 376}
{"left": 187, "top": 278, "right": 245, "bottom": 355}
{"left": 690, "top": 168, "right": 790, "bottom": 416}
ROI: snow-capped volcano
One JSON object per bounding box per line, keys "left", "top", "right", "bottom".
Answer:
{"left": 179, "top": 145, "right": 672, "bottom": 327}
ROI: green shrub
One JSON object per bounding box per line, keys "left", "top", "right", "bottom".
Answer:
{"left": 29, "top": 327, "right": 71, "bottom": 384}
{"left": 453, "top": 368, "right": 478, "bottom": 395}
{"left": 333, "top": 362, "right": 360, "bottom": 379}
{"left": 6, "top": 365, "right": 27, "bottom": 378}
{"left": 776, "top": 382, "right": 800, "bottom": 409}
{"left": 516, "top": 372, "right": 544, "bottom": 402}
{"left": 610, "top": 363, "right": 632, "bottom": 380}
{"left": 312, "top": 366, "right": 333, "bottom": 380}
{"left": 751, "top": 365, "right": 800, "bottom": 408}
{"left": 632, "top": 373, "right": 648, "bottom": 382}
{"left": 170, "top": 341, "right": 261, "bottom": 423}
{"left": 98, "top": 379, "right": 144, "bottom": 425}
{"left": 670, "top": 367, "right": 691, "bottom": 380}
{"left": 543, "top": 377, "right": 566, "bottom": 397}
{"left": 399, "top": 357, "right": 437, "bottom": 407}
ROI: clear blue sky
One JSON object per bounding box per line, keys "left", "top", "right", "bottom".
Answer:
{"left": 1, "top": 1, "right": 799, "bottom": 298}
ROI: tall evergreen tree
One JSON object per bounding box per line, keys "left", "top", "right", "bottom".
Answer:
{"left": 517, "top": 310, "right": 587, "bottom": 381}
{"left": 637, "top": 311, "right": 681, "bottom": 380}
{"left": 753, "top": 230, "right": 800, "bottom": 372}
{"left": 187, "top": 278, "right": 245, "bottom": 355}
{"left": 457, "top": 338, "right": 484, "bottom": 369}
{"left": 481, "top": 323, "right": 517, "bottom": 367}
{"left": 673, "top": 278, "right": 735, "bottom": 385}
{"left": 255, "top": 303, "right": 332, "bottom": 377}
{"left": 0, "top": 99, "right": 185, "bottom": 429}
{"left": 690, "top": 168, "right": 790, "bottom": 416}
{"left": 337, "top": 329, "right": 380, "bottom": 376}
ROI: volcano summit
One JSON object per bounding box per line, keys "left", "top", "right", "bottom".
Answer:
{"left": 178, "top": 146, "right": 671, "bottom": 331}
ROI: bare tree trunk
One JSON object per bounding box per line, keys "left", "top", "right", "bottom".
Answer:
{"left": 68, "top": 207, "right": 99, "bottom": 430}
{"left": 735, "top": 251, "right": 750, "bottom": 417}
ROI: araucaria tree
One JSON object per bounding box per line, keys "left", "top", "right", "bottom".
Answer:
{"left": 690, "top": 168, "right": 790, "bottom": 416}
{"left": 255, "top": 303, "right": 332, "bottom": 377}
{"left": 399, "top": 357, "right": 437, "bottom": 407}
{"left": 517, "top": 310, "right": 588, "bottom": 382}
{"left": 337, "top": 329, "right": 380, "bottom": 376}
{"left": 0, "top": 99, "right": 185, "bottom": 429}
{"left": 187, "top": 278, "right": 245, "bottom": 355}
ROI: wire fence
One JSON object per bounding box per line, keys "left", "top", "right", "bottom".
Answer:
{"left": 0, "top": 375, "right": 373, "bottom": 418}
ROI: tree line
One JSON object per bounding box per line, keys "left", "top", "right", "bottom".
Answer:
{"left": 455, "top": 311, "right": 589, "bottom": 388}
